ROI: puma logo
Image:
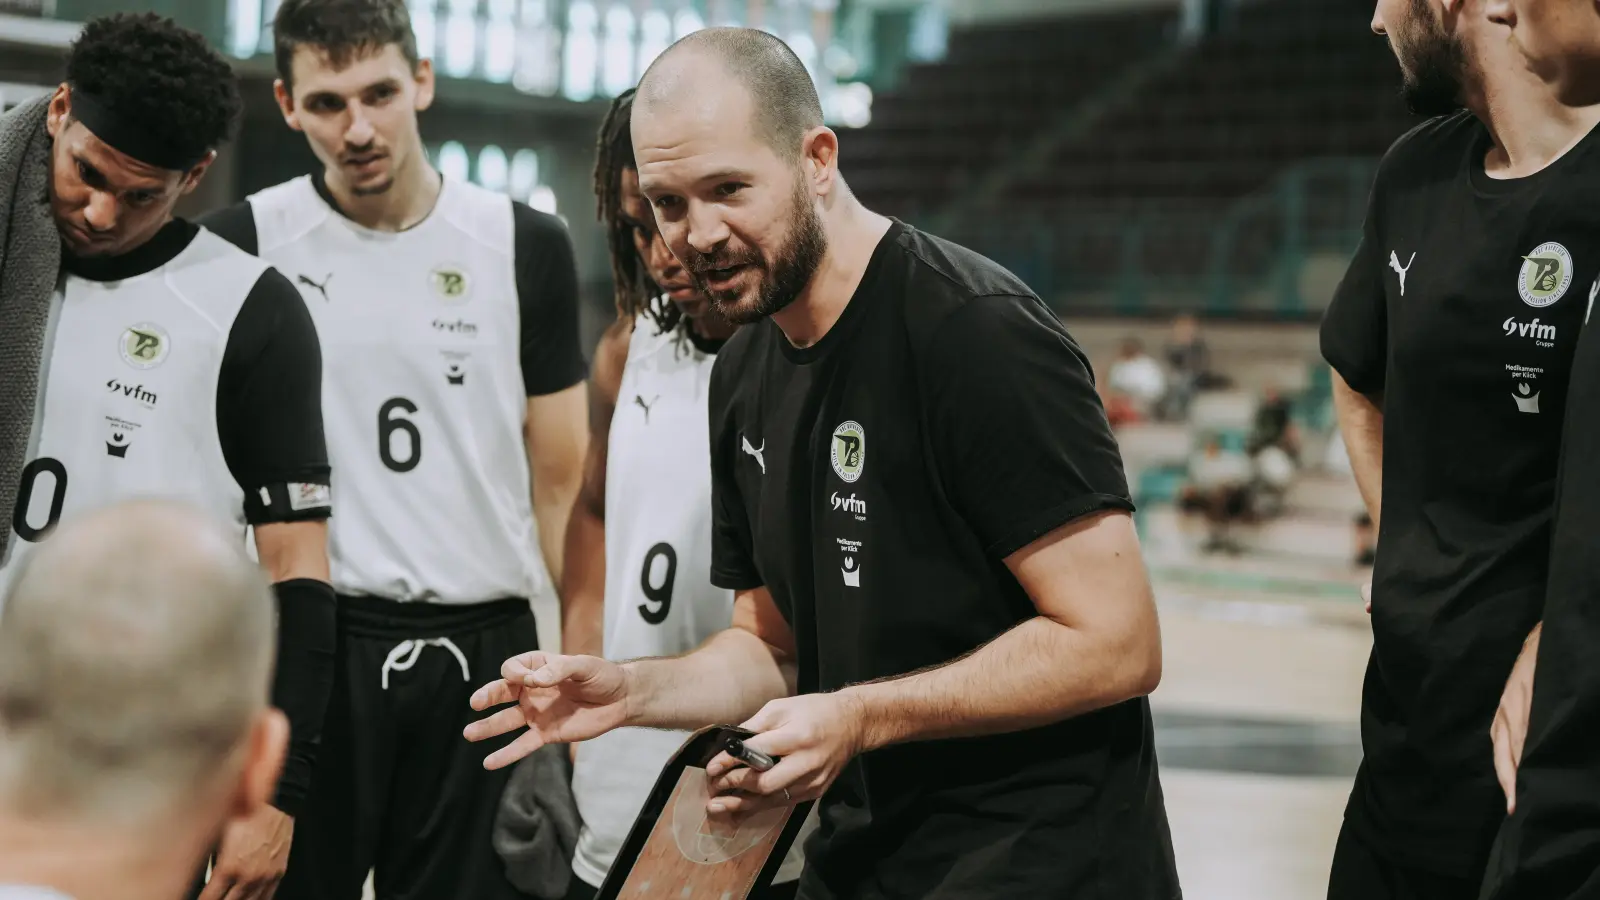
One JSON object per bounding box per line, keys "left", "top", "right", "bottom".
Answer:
{"left": 634, "top": 394, "right": 659, "bottom": 423}
{"left": 297, "top": 272, "right": 333, "bottom": 301}
{"left": 741, "top": 435, "right": 766, "bottom": 474}
{"left": 1389, "top": 251, "right": 1416, "bottom": 297}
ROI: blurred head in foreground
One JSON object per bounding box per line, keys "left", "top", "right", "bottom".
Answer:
{"left": 0, "top": 499, "right": 285, "bottom": 900}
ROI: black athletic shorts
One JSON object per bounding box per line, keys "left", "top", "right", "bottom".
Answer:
{"left": 273, "top": 593, "right": 540, "bottom": 900}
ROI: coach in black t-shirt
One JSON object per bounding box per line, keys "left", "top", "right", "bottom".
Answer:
{"left": 467, "top": 26, "right": 1179, "bottom": 900}
{"left": 1319, "top": 2, "right": 1600, "bottom": 897}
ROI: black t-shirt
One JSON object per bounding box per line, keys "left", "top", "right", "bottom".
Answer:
{"left": 1485, "top": 214, "right": 1600, "bottom": 898}
{"left": 198, "top": 175, "right": 587, "bottom": 398}
{"left": 64, "top": 219, "right": 330, "bottom": 524}
{"left": 709, "top": 221, "right": 1179, "bottom": 899}
{"left": 1320, "top": 110, "right": 1600, "bottom": 873}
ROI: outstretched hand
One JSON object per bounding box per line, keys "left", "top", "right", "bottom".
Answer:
{"left": 465, "top": 651, "right": 632, "bottom": 770}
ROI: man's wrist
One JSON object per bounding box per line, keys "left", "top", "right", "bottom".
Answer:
{"left": 838, "top": 685, "right": 889, "bottom": 754}
{"left": 620, "top": 660, "right": 647, "bottom": 728}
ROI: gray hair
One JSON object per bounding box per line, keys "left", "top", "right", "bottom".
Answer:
{"left": 0, "top": 499, "right": 276, "bottom": 823}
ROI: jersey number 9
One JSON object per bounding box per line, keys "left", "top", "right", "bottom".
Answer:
{"left": 639, "top": 542, "right": 677, "bottom": 625}
{"left": 379, "top": 397, "right": 422, "bottom": 473}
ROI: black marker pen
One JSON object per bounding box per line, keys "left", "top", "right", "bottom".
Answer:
{"left": 725, "top": 737, "right": 778, "bottom": 772}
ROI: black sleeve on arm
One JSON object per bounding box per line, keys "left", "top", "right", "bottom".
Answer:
{"left": 923, "top": 295, "right": 1135, "bottom": 560}
{"left": 217, "top": 268, "right": 337, "bottom": 817}
{"left": 196, "top": 201, "right": 259, "bottom": 256}
{"left": 218, "top": 267, "right": 332, "bottom": 523}
{"left": 708, "top": 351, "right": 763, "bottom": 591}
{"left": 514, "top": 202, "right": 588, "bottom": 396}
{"left": 268, "top": 577, "right": 336, "bottom": 818}
{"left": 1319, "top": 180, "right": 1388, "bottom": 395}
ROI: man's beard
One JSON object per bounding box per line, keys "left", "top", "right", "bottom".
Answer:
{"left": 1396, "top": 0, "right": 1465, "bottom": 117}
{"left": 688, "top": 179, "right": 828, "bottom": 326}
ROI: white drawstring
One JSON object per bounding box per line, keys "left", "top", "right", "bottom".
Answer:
{"left": 380, "top": 637, "right": 471, "bottom": 690}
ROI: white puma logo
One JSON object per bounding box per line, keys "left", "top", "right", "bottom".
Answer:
{"left": 1389, "top": 251, "right": 1416, "bottom": 296}
{"left": 741, "top": 435, "right": 766, "bottom": 474}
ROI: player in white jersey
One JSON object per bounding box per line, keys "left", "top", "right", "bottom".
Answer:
{"left": 557, "top": 88, "right": 804, "bottom": 900}
{"left": 199, "top": 0, "right": 588, "bottom": 897}
{"left": 0, "top": 15, "right": 337, "bottom": 900}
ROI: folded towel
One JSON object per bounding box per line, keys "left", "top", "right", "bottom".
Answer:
{"left": 0, "top": 96, "right": 61, "bottom": 559}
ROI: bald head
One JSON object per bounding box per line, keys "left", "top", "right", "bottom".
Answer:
{"left": 0, "top": 500, "right": 277, "bottom": 824}
{"left": 636, "top": 27, "right": 823, "bottom": 162}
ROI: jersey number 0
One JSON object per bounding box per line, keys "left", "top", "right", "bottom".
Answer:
{"left": 13, "top": 458, "right": 68, "bottom": 543}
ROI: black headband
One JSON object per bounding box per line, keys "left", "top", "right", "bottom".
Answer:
{"left": 69, "top": 87, "right": 211, "bottom": 172}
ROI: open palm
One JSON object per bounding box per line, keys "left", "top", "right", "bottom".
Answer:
{"left": 465, "top": 651, "right": 632, "bottom": 770}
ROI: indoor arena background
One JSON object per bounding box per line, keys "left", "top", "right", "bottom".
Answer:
{"left": 0, "top": 1, "right": 1389, "bottom": 896}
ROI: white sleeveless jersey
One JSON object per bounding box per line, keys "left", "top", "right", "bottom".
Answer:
{"left": 2, "top": 231, "right": 261, "bottom": 581}
{"left": 246, "top": 176, "right": 546, "bottom": 605}
{"left": 570, "top": 316, "right": 805, "bottom": 886}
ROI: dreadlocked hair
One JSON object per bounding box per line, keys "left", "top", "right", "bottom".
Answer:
{"left": 594, "top": 88, "right": 681, "bottom": 336}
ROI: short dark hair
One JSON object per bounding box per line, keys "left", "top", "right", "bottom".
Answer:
{"left": 638, "top": 27, "right": 824, "bottom": 161}
{"left": 273, "top": 0, "right": 419, "bottom": 90}
{"left": 594, "top": 90, "right": 680, "bottom": 335}
{"left": 64, "top": 13, "right": 242, "bottom": 155}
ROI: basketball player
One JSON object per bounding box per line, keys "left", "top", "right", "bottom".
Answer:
{"left": 198, "top": 0, "right": 587, "bottom": 896}
{"left": 559, "top": 88, "right": 802, "bottom": 900}
{"left": 1464, "top": 6, "right": 1600, "bottom": 899}
{"left": 1320, "top": 0, "right": 1600, "bottom": 896}
{"left": 0, "top": 501, "right": 288, "bottom": 900}
{"left": 0, "top": 15, "right": 336, "bottom": 900}
{"left": 469, "top": 28, "right": 1179, "bottom": 898}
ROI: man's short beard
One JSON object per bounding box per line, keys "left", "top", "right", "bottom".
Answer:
{"left": 1397, "top": 0, "right": 1465, "bottom": 117}
{"left": 694, "top": 177, "right": 828, "bottom": 326}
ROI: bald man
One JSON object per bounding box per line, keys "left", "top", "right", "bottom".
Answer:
{"left": 0, "top": 500, "right": 288, "bottom": 900}
{"left": 468, "top": 27, "right": 1179, "bottom": 899}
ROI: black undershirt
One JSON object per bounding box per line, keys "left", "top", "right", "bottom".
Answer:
{"left": 66, "top": 219, "right": 329, "bottom": 524}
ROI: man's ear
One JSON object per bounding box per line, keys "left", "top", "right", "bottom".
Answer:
{"left": 274, "top": 79, "right": 303, "bottom": 132}
{"left": 46, "top": 83, "right": 70, "bottom": 139}
{"left": 413, "top": 58, "right": 436, "bottom": 113}
{"left": 801, "top": 126, "right": 840, "bottom": 198}
{"left": 180, "top": 150, "right": 217, "bottom": 195}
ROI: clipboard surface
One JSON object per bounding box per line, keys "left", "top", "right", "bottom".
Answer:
{"left": 596, "top": 725, "right": 814, "bottom": 900}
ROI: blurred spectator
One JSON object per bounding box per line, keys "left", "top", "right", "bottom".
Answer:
{"left": 1179, "top": 434, "right": 1254, "bottom": 554}
{"left": 1107, "top": 338, "right": 1167, "bottom": 421}
{"left": 1249, "top": 387, "right": 1302, "bottom": 464}
{"left": 1159, "top": 313, "right": 1221, "bottom": 419}
{"left": 1354, "top": 512, "right": 1376, "bottom": 567}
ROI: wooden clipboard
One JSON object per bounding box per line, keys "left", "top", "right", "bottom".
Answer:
{"left": 596, "top": 725, "right": 814, "bottom": 900}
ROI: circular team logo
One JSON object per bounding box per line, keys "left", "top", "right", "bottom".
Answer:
{"left": 1518, "top": 242, "right": 1574, "bottom": 308}
{"left": 119, "top": 322, "right": 170, "bottom": 369}
{"left": 430, "top": 265, "right": 471, "bottom": 303}
{"left": 831, "top": 420, "right": 865, "bottom": 483}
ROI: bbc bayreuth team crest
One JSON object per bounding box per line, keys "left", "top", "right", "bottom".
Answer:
{"left": 119, "top": 323, "right": 170, "bottom": 369}
{"left": 1519, "top": 242, "right": 1574, "bottom": 308}
{"left": 430, "top": 265, "right": 472, "bottom": 303}
{"left": 831, "top": 421, "right": 865, "bottom": 483}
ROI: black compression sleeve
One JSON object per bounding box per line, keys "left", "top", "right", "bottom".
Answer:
{"left": 218, "top": 269, "right": 332, "bottom": 524}
{"left": 514, "top": 202, "right": 588, "bottom": 396}
{"left": 197, "top": 201, "right": 259, "bottom": 256}
{"left": 269, "top": 578, "right": 337, "bottom": 818}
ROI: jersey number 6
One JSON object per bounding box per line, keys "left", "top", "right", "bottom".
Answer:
{"left": 639, "top": 542, "right": 677, "bottom": 625}
{"left": 379, "top": 397, "right": 422, "bottom": 473}
{"left": 13, "top": 457, "right": 68, "bottom": 543}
